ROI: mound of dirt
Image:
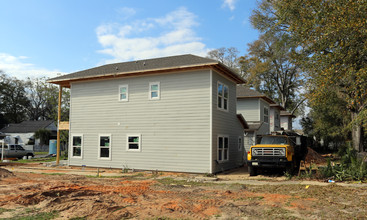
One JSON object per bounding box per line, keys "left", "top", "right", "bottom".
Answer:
{"left": 304, "top": 147, "right": 326, "bottom": 164}
{"left": 0, "top": 168, "right": 15, "bottom": 178}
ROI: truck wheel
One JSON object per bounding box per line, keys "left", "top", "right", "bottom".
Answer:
{"left": 248, "top": 166, "right": 257, "bottom": 176}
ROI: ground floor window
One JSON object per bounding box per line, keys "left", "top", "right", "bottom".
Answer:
{"left": 127, "top": 134, "right": 141, "bottom": 151}
{"left": 218, "top": 135, "right": 229, "bottom": 162}
{"left": 99, "top": 134, "right": 111, "bottom": 159}
{"left": 72, "top": 135, "right": 83, "bottom": 158}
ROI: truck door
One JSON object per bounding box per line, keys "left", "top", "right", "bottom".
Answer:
{"left": 16, "top": 145, "right": 25, "bottom": 158}
{"left": 9, "top": 145, "right": 17, "bottom": 158}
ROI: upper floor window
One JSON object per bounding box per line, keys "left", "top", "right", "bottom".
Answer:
{"left": 119, "top": 85, "right": 128, "bottom": 101}
{"left": 149, "top": 82, "right": 160, "bottom": 100}
{"left": 264, "top": 107, "right": 269, "bottom": 123}
{"left": 217, "top": 82, "right": 228, "bottom": 111}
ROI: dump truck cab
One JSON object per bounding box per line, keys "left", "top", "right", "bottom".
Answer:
{"left": 247, "top": 132, "right": 306, "bottom": 176}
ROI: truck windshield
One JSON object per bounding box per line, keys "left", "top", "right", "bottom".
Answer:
{"left": 260, "top": 136, "right": 288, "bottom": 145}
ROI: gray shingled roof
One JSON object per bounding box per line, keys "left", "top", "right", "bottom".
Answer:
{"left": 244, "top": 122, "right": 263, "bottom": 131}
{"left": 236, "top": 85, "right": 275, "bottom": 104}
{"left": 0, "top": 120, "right": 55, "bottom": 133}
{"left": 280, "top": 111, "right": 296, "bottom": 118}
{"left": 48, "top": 54, "right": 244, "bottom": 85}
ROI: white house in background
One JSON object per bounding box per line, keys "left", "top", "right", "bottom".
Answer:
{"left": 269, "top": 104, "right": 284, "bottom": 133}
{"left": 236, "top": 86, "right": 276, "bottom": 153}
{"left": 0, "top": 120, "right": 57, "bottom": 147}
{"left": 280, "top": 111, "right": 296, "bottom": 130}
{"left": 48, "top": 54, "right": 247, "bottom": 174}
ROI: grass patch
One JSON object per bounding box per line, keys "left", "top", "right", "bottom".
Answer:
{"left": 7, "top": 210, "right": 59, "bottom": 220}
{"left": 41, "top": 173, "right": 66, "bottom": 176}
{"left": 34, "top": 152, "right": 48, "bottom": 155}
{"left": 0, "top": 207, "right": 13, "bottom": 214}
{"left": 156, "top": 177, "right": 215, "bottom": 187}
{"left": 14, "top": 156, "right": 67, "bottom": 163}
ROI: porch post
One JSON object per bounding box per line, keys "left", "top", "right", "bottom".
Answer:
{"left": 56, "top": 85, "right": 62, "bottom": 165}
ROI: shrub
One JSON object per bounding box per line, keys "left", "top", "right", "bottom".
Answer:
{"left": 320, "top": 147, "right": 367, "bottom": 181}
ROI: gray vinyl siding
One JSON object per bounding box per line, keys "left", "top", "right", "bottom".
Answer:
{"left": 69, "top": 70, "right": 211, "bottom": 173}
{"left": 211, "top": 71, "right": 244, "bottom": 173}
{"left": 270, "top": 107, "right": 281, "bottom": 132}
{"left": 244, "top": 131, "right": 256, "bottom": 160}
{"left": 237, "top": 99, "right": 259, "bottom": 121}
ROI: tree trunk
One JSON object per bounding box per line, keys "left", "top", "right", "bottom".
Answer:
{"left": 351, "top": 112, "right": 364, "bottom": 152}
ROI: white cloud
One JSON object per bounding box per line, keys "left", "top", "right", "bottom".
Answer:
{"left": 0, "top": 53, "right": 63, "bottom": 79}
{"left": 96, "top": 7, "right": 210, "bottom": 63}
{"left": 222, "top": 0, "right": 237, "bottom": 11}
{"left": 116, "top": 7, "right": 136, "bottom": 20}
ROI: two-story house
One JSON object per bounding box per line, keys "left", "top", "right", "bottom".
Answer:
{"left": 236, "top": 86, "right": 276, "bottom": 153}
{"left": 280, "top": 110, "right": 296, "bottom": 131}
{"left": 48, "top": 54, "right": 247, "bottom": 173}
{"left": 269, "top": 104, "right": 284, "bottom": 132}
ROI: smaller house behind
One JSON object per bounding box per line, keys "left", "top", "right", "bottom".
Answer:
{"left": 0, "top": 120, "right": 57, "bottom": 151}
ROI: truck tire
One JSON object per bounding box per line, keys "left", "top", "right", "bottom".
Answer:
{"left": 248, "top": 165, "right": 257, "bottom": 176}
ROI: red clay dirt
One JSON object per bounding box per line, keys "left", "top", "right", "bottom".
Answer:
{"left": 0, "top": 168, "right": 366, "bottom": 219}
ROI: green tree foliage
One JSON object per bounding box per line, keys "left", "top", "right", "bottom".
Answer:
{"left": 239, "top": 33, "right": 304, "bottom": 113}
{"left": 273, "top": 0, "right": 367, "bottom": 151}
{"left": 0, "top": 73, "right": 30, "bottom": 124}
{"left": 26, "top": 77, "right": 70, "bottom": 122}
{"left": 301, "top": 89, "right": 350, "bottom": 150}
{"left": 0, "top": 72, "right": 70, "bottom": 127}
{"left": 34, "top": 128, "right": 52, "bottom": 145}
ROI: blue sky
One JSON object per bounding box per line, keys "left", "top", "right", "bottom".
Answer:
{"left": 0, "top": 0, "right": 259, "bottom": 79}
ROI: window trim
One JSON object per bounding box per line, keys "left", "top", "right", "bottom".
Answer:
{"left": 217, "top": 81, "right": 229, "bottom": 112}
{"left": 126, "top": 134, "right": 142, "bottom": 152}
{"left": 71, "top": 134, "right": 83, "bottom": 158}
{"left": 98, "top": 134, "right": 112, "bottom": 160}
{"left": 149, "top": 82, "right": 160, "bottom": 100}
{"left": 217, "top": 135, "right": 229, "bottom": 163}
{"left": 119, "top": 84, "right": 129, "bottom": 102}
{"left": 264, "top": 106, "right": 269, "bottom": 123}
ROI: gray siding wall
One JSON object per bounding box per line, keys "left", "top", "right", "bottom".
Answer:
{"left": 244, "top": 131, "right": 256, "bottom": 156}
{"left": 236, "top": 99, "right": 259, "bottom": 122}
{"left": 69, "top": 70, "right": 211, "bottom": 173}
{"left": 211, "top": 71, "right": 244, "bottom": 173}
{"left": 270, "top": 107, "right": 281, "bottom": 132}
{"left": 281, "top": 116, "right": 292, "bottom": 130}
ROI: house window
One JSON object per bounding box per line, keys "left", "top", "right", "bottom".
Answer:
{"left": 99, "top": 135, "right": 111, "bottom": 159}
{"left": 238, "top": 136, "right": 242, "bottom": 151}
{"left": 127, "top": 134, "right": 141, "bottom": 151}
{"left": 218, "top": 135, "right": 229, "bottom": 162}
{"left": 264, "top": 107, "right": 269, "bottom": 123}
{"left": 217, "top": 82, "right": 228, "bottom": 111}
{"left": 119, "top": 85, "right": 128, "bottom": 101}
{"left": 72, "top": 135, "right": 83, "bottom": 158}
{"left": 149, "top": 82, "right": 160, "bottom": 100}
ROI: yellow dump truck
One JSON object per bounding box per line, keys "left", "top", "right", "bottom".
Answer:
{"left": 246, "top": 132, "right": 307, "bottom": 176}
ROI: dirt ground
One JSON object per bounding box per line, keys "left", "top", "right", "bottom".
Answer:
{"left": 0, "top": 165, "right": 366, "bottom": 219}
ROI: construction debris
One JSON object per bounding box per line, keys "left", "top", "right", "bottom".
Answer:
{"left": 304, "top": 147, "right": 326, "bottom": 165}
{"left": 0, "top": 168, "right": 14, "bottom": 178}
